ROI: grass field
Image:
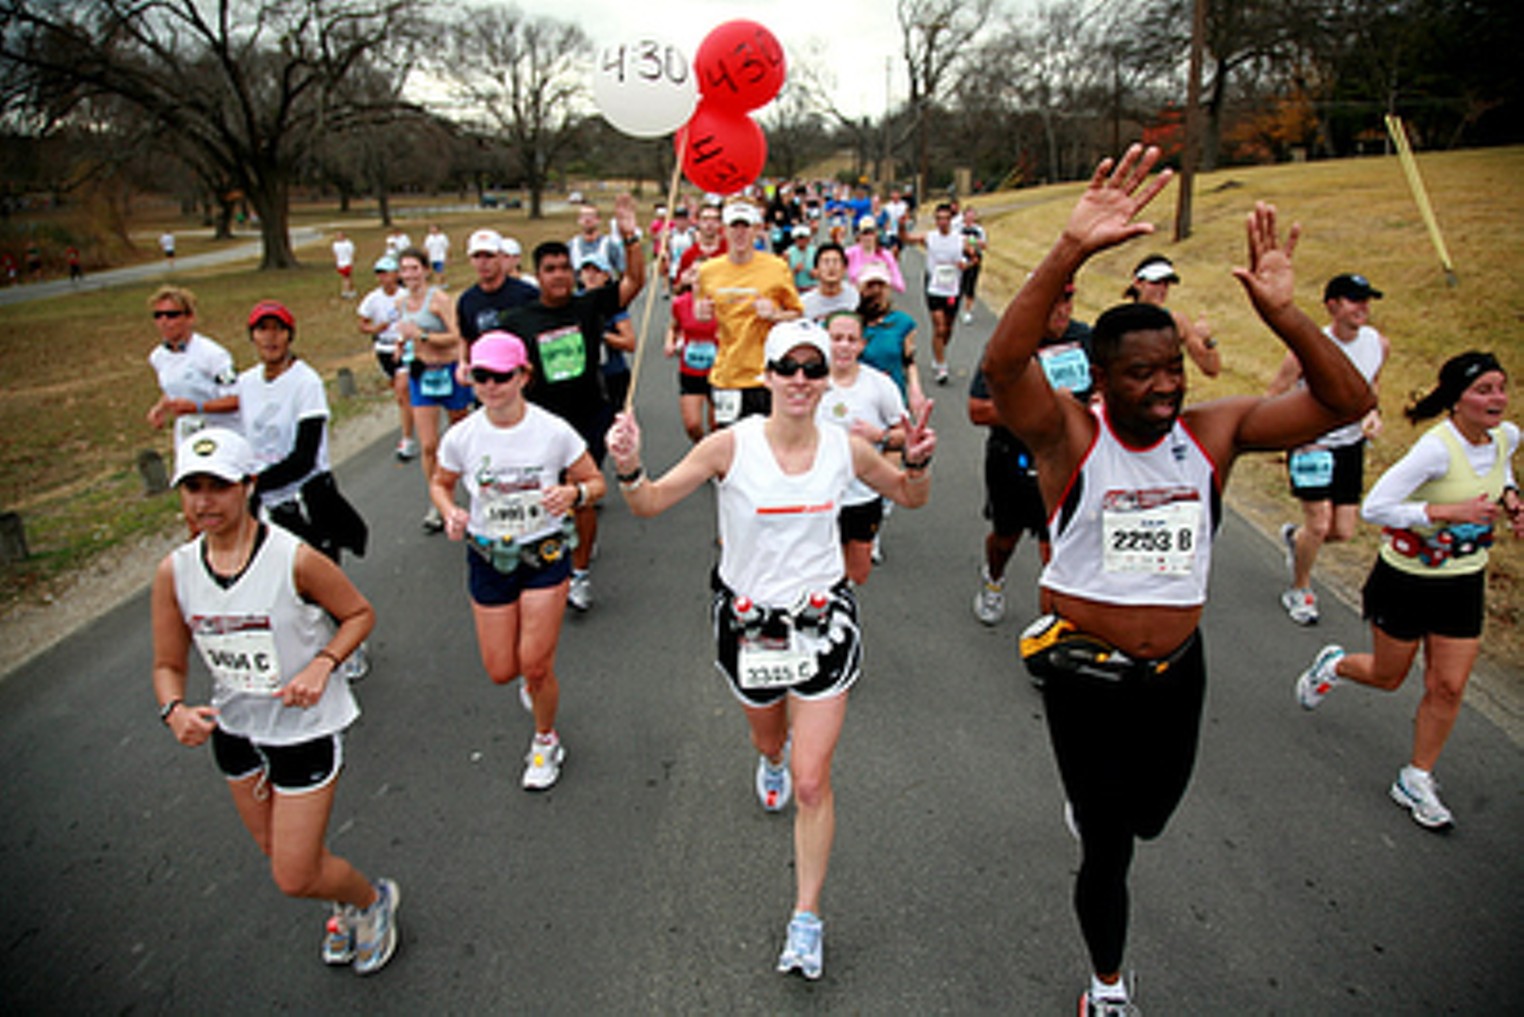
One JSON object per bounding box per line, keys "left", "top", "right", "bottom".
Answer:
{"left": 1, "top": 150, "right": 1521, "bottom": 667}
{"left": 975, "top": 145, "right": 1524, "bottom": 669}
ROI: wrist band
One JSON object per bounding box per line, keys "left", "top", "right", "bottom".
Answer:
{"left": 316, "top": 648, "right": 342, "bottom": 668}
{"left": 904, "top": 455, "right": 932, "bottom": 471}
{"left": 616, "top": 465, "right": 644, "bottom": 484}
{"left": 159, "top": 698, "right": 183, "bottom": 724}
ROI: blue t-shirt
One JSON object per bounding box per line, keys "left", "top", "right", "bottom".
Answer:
{"left": 862, "top": 310, "right": 918, "bottom": 398}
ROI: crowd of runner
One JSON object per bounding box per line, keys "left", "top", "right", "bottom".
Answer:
{"left": 142, "top": 150, "right": 1517, "bottom": 1012}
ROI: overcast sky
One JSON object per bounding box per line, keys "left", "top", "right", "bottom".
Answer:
{"left": 553, "top": 0, "right": 998, "bottom": 120}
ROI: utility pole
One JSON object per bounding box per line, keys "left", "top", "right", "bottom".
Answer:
{"left": 1174, "top": 0, "right": 1207, "bottom": 241}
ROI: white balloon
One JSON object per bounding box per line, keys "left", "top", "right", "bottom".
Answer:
{"left": 592, "top": 37, "right": 699, "bottom": 139}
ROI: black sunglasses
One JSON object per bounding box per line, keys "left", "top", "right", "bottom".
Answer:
{"left": 152, "top": 310, "right": 187, "bottom": 319}
{"left": 471, "top": 367, "right": 520, "bottom": 385}
{"left": 770, "top": 356, "right": 829, "bottom": 380}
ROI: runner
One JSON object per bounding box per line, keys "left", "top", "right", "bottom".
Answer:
{"left": 431, "top": 332, "right": 606, "bottom": 790}
{"left": 903, "top": 202, "right": 965, "bottom": 385}
{"left": 982, "top": 145, "right": 1374, "bottom": 1016}
{"left": 1267, "top": 272, "right": 1389, "bottom": 624}
{"left": 356, "top": 254, "right": 416, "bottom": 460}
{"left": 857, "top": 264, "right": 926, "bottom": 415}
{"left": 397, "top": 246, "right": 468, "bottom": 533}
{"left": 958, "top": 205, "right": 987, "bottom": 324}
{"left": 817, "top": 311, "right": 907, "bottom": 584}
{"left": 423, "top": 225, "right": 450, "bottom": 284}
{"left": 1125, "top": 254, "right": 1221, "bottom": 378}
{"left": 968, "top": 278, "right": 1091, "bottom": 626}
{"left": 1294, "top": 351, "right": 1519, "bottom": 831}
{"left": 159, "top": 231, "right": 176, "bottom": 270}
{"left": 606, "top": 318, "right": 937, "bottom": 981}
{"left": 145, "top": 285, "right": 241, "bottom": 445}
{"left": 500, "top": 194, "right": 645, "bottom": 612}
{"left": 845, "top": 216, "right": 905, "bottom": 292}
{"left": 332, "top": 230, "right": 357, "bottom": 299}
{"left": 799, "top": 243, "right": 858, "bottom": 323}
{"left": 150, "top": 426, "right": 398, "bottom": 975}
{"left": 665, "top": 270, "right": 719, "bottom": 443}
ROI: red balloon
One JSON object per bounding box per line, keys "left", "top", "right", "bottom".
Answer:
{"left": 678, "top": 102, "right": 767, "bottom": 195}
{"left": 694, "top": 19, "right": 786, "bottom": 115}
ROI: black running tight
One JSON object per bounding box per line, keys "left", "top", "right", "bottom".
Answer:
{"left": 1040, "top": 632, "right": 1206, "bottom": 975}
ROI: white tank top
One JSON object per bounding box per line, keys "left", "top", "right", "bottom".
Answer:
{"left": 1314, "top": 324, "right": 1384, "bottom": 447}
{"left": 924, "top": 230, "right": 964, "bottom": 296}
{"left": 173, "top": 525, "right": 357, "bottom": 744}
{"left": 717, "top": 416, "right": 852, "bottom": 607}
{"left": 1040, "top": 407, "right": 1219, "bottom": 607}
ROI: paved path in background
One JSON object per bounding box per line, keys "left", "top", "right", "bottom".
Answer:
{"left": 2, "top": 273, "right": 1519, "bottom": 1014}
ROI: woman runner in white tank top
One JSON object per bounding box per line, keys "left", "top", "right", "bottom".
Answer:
{"left": 605, "top": 319, "right": 936, "bottom": 982}
{"left": 150, "top": 428, "right": 400, "bottom": 975}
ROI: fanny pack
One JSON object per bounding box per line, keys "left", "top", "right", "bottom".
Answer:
{"left": 1018, "top": 614, "right": 1195, "bottom": 683}
{"left": 1383, "top": 523, "right": 1492, "bottom": 567}
{"left": 469, "top": 519, "right": 577, "bottom": 575}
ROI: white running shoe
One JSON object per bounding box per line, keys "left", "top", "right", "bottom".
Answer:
{"left": 517, "top": 678, "right": 533, "bottom": 713}
{"left": 776, "top": 911, "right": 823, "bottom": 980}
{"left": 1080, "top": 989, "right": 1141, "bottom": 1016}
{"left": 395, "top": 437, "right": 419, "bottom": 461}
{"left": 1390, "top": 766, "right": 1454, "bottom": 831}
{"left": 421, "top": 505, "right": 444, "bottom": 533}
{"left": 973, "top": 570, "right": 1006, "bottom": 625}
{"left": 1280, "top": 587, "right": 1320, "bottom": 625}
{"left": 567, "top": 570, "right": 592, "bottom": 611}
{"left": 870, "top": 533, "right": 884, "bottom": 564}
{"left": 934, "top": 363, "right": 949, "bottom": 385}
{"left": 352, "top": 878, "right": 400, "bottom": 976}
{"left": 1295, "top": 644, "right": 1345, "bottom": 709}
{"left": 961, "top": 310, "right": 974, "bottom": 324}
{"left": 522, "top": 734, "right": 565, "bottom": 790}
{"left": 755, "top": 746, "right": 792, "bottom": 812}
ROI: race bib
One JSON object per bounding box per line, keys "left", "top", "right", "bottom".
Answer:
{"left": 738, "top": 631, "right": 819, "bottom": 690}
{"left": 419, "top": 365, "right": 453, "bottom": 397}
{"left": 682, "top": 340, "right": 717, "bottom": 372}
{"left": 536, "top": 325, "right": 587, "bottom": 384}
{"left": 1289, "top": 447, "right": 1334, "bottom": 490}
{"left": 481, "top": 487, "right": 549, "bottom": 542}
{"left": 1101, "top": 492, "right": 1202, "bottom": 576}
{"left": 931, "top": 263, "right": 960, "bottom": 293}
{"left": 1038, "top": 343, "right": 1091, "bottom": 393}
{"left": 191, "top": 616, "right": 283, "bottom": 695}
{"left": 713, "top": 388, "right": 742, "bottom": 425}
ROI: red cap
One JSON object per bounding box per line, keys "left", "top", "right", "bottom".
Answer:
{"left": 247, "top": 300, "right": 295, "bottom": 329}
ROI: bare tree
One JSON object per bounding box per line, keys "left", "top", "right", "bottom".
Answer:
{"left": 897, "top": 0, "right": 996, "bottom": 196}
{"left": 435, "top": 6, "right": 589, "bottom": 219}
{"left": 0, "top": 0, "right": 423, "bottom": 269}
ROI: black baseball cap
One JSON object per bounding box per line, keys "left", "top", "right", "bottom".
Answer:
{"left": 1324, "top": 273, "right": 1383, "bottom": 302}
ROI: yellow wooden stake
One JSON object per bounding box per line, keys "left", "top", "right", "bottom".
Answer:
{"left": 1384, "top": 114, "right": 1458, "bottom": 287}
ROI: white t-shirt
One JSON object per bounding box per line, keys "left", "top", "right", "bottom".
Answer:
{"left": 924, "top": 229, "right": 964, "bottom": 296}
{"left": 384, "top": 232, "right": 412, "bottom": 255}
{"left": 802, "top": 284, "right": 860, "bottom": 323}
{"left": 436, "top": 404, "right": 587, "bottom": 543}
{"left": 237, "top": 360, "right": 331, "bottom": 508}
{"left": 424, "top": 232, "right": 450, "bottom": 265}
{"left": 159, "top": 233, "right": 175, "bottom": 255}
{"left": 332, "top": 238, "right": 355, "bottom": 270}
{"left": 1308, "top": 324, "right": 1386, "bottom": 448}
{"left": 357, "top": 286, "right": 403, "bottom": 353}
{"left": 817, "top": 365, "right": 905, "bottom": 506}
{"left": 148, "top": 333, "right": 241, "bottom": 436}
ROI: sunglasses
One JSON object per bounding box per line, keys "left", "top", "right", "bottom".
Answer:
{"left": 471, "top": 367, "right": 521, "bottom": 385}
{"left": 153, "top": 310, "right": 187, "bottom": 319}
{"left": 770, "top": 356, "right": 829, "bottom": 380}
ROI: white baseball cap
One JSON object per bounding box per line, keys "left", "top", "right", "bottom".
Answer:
{"left": 467, "top": 229, "right": 504, "bottom": 255}
{"left": 723, "top": 201, "right": 761, "bottom": 226}
{"left": 172, "top": 428, "right": 253, "bottom": 486}
{"left": 763, "top": 319, "right": 832, "bottom": 367}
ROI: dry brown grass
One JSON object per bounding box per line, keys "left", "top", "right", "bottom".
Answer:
{"left": 977, "top": 146, "right": 1524, "bottom": 669}
{"left": 0, "top": 201, "right": 575, "bottom": 603}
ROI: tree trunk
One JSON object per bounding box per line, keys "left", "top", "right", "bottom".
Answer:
{"left": 247, "top": 177, "right": 298, "bottom": 269}
{"left": 377, "top": 190, "right": 392, "bottom": 227}
{"left": 213, "top": 196, "right": 234, "bottom": 240}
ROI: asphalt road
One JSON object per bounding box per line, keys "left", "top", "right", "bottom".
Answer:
{"left": 2, "top": 277, "right": 1520, "bottom": 1014}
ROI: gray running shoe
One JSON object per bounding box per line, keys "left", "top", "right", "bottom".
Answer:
{"left": 755, "top": 745, "right": 792, "bottom": 812}
{"left": 421, "top": 505, "right": 444, "bottom": 533}
{"left": 973, "top": 570, "right": 1006, "bottom": 625}
{"left": 1280, "top": 587, "right": 1320, "bottom": 625}
{"left": 567, "top": 570, "right": 592, "bottom": 611}
{"left": 340, "top": 641, "right": 370, "bottom": 682}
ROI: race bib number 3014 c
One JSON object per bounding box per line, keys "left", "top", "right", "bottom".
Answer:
{"left": 1101, "top": 489, "right": 1202, "bottom": 576}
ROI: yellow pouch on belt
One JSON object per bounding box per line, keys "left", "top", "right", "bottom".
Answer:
{"left": 1018, "top": 614, "right": 1133, "bottom": 683}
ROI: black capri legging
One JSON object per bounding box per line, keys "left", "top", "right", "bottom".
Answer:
{"left": 1040, "top": 631, "right": 1206, "bottom": 975}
